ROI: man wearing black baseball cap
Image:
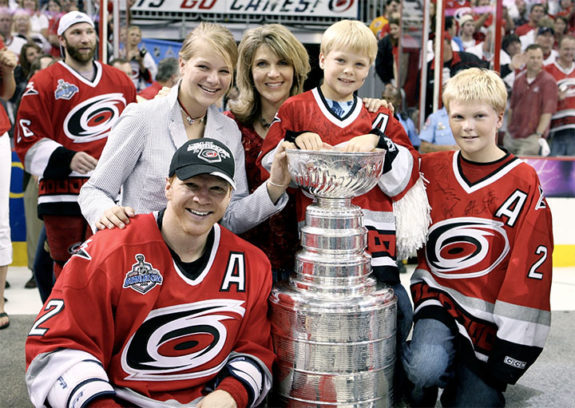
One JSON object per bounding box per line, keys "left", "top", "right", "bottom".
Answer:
{"left": 169, "top": 138, "right": 236, "bottom": 190}
{"left": 25, "top": 138, "right": 275, "bottom": 408}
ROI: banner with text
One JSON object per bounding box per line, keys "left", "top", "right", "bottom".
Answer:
{"left": 132, "top": 0, "right": 359, "bottom": 18}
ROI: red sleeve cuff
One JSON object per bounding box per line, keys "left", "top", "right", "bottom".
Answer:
{"left": 216, "top": 376, "right": 249, "bottom": 408}
{"left": 87, "top": 396, "right": 122, "bottom": 408}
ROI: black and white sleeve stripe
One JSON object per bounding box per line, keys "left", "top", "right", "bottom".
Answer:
{"left": 46, "top": 359, "right": 115, "bottom": 408}
{"left": 224, "top": 354, "right": 272, "bottom": 407}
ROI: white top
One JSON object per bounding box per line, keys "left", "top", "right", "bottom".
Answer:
{"left": 79, "top": 84, "right": 287, "bottom": 234}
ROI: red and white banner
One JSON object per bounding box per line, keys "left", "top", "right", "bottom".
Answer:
{"left": 132, "top": 0, "right": 358, "bottom": 18}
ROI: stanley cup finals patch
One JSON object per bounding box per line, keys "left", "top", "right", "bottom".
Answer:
{"left": 123, "top": 254, "right": 163, "bottom": 294}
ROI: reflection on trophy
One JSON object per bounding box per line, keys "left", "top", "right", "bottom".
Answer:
{"left": 270, "top": 149, "right": 397, "bottom": 407}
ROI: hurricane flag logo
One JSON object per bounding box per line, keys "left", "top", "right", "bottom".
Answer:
{"left": 64, "top": 93, "right": 127, "bottom": 143}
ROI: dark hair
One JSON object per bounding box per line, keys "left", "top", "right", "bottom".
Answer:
{"left": 28, "top": 54, "right": 57, "bottom": 79}
{"left": 109, "top": 57, "right": 129, "bottom": 66}
{"left": 525, "top": 43, "right": 543, "bottom": 52}
{"left": 530, "top": 3, "right": 546, "bottom": 13}
{"left": 388, "top": 16, "right": 400, "bottom": 26}
{"left": 554, "top": 15, "right": 569, "bottom": 34}
{"left": 502, "top": 34, "right": 520, "bottom": 52}
{"left": 155, "top": 57, "right": 178, "bottom": 82}
{"left": 445, "top": 16, "right": 455, "bottom": 31}
{"left": 18, "top": 41, "right": 42, "bottom": 77}
{"left": 46, "top": 0, "right": 61, "bottom": 8}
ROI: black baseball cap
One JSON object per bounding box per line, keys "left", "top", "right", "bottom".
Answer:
{"left": 169, "top": 138, "right": 236, "bottom": 189}
{"left": 537, "top": 26, "right": 555, "bottom": 36}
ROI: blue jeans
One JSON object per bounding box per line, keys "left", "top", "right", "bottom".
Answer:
{"left": 550, "top": 129, "right": 575, "bottom": 156}
{"left": 402, "top": 319, "right": 505, "bottom": 407}
{"left": 390, "top": 282, "right": 413, "bottom": 403}
{"left": 391, "top": 282, "right": 413, "bottom": 345}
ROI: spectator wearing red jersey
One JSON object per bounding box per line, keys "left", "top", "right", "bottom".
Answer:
{"left": 515, "top": 3, "right": 546, "bottom": 36}
{"left": 535, "top": 26, "right": 559, "bottom": 64}
{"left": 44, "top": 0, "right": 64, "bottom": 57}
{"left": 545, "top": 34, "right": 575, "bottom": 155}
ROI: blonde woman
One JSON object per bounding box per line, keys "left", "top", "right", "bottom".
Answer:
{"left": 119, "top": 25, "right": 158, "bottom": 91}
{"left": 79, "top": 22, "right": 291, "bottom": 235}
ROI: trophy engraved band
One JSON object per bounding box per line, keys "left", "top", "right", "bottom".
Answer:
{"left": 270, "top": 149, "right": 397, "bottom": 407}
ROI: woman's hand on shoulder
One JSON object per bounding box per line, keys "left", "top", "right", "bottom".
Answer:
{"left": 363, "top": 97, "right": 394, "bottom": 114}
{"left": 96, "top": 206, "right": 136, "bottom": 230}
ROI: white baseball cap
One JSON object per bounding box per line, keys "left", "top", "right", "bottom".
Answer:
{"left": 57, "top": 11, "right": 94, "bottom": 36}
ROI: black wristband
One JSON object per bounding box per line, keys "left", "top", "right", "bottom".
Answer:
{"left": 44, "top": 146, "right": 77, "bottom": 179}
{"left": 285, "top": 130, "right": 309, "bottom": 148}
{"left": 369, "top": 128, "right": 389, "bottom": 149}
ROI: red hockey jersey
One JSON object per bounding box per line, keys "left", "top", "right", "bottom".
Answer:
{"left": 545, "top": 61, "right": 575, "bottom": 133}
{"left": 258, "top": 87, "right": 420, "bottom": 283}
{"left": 413, "top": 151, "right": 553, "bottom": 386}
{"left": 25, "top": 214, "right": 274, "bottom": 408}
{"left": 14, "top": 60, "right": 136, "bottom": 217}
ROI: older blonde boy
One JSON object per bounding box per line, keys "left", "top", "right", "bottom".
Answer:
{"left": 404, "top": 68, "right": 553, "bottom": 406}
{"left": 259, "top": 19, "right": 429, "bottom": 367}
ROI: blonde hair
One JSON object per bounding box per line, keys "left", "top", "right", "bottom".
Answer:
{"left": 443, "top": 68, "right": 507, "bottom": 114}
{"left": 179, "top": 22, "right": 238, "bottom": 78}
{"left": 320, "top": 20, "right": 377, "bottom": 63}
{"left": 229, "top": 24, "right": 310, "bottom": 125}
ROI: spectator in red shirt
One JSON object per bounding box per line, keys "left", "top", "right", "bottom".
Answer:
{"left": 45, "top": 0, "right": 64, "bottom": 58}
{"left": 138, "top": 57, "right": 179, "bottom": 100}
{"left": 515, "top": 3, "right": 547, "bottom": 36}
{"left": 505, "top": 44, "right": 558, "bottom": 155}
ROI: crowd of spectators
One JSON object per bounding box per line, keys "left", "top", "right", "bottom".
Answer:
{"left": 375, "top": 0, "right": 575, "bottom": 157}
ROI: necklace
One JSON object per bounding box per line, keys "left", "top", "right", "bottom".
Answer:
{"left": 178, "top": 97, "right": 206, "bottom": 125}
{"left": 259, "top": 116, "right": 273, "bottom": 129}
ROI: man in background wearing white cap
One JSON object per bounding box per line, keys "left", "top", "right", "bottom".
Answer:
{"left": 25, "top": 138, "right": 277, "bottom": 408}
{"left": 14, "top": 11, "right": 137, "bottom": 287}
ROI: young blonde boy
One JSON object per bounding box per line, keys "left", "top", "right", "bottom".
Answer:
{"left": 259, "top": 19, "right": 429, "bottom": 370}
{"left": 404, "top": 68, "right": 553, "bottom": 406}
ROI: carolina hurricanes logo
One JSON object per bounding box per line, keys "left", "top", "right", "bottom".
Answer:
{"left": 64, "top": 93, "right": 127, "bottom": 143}
{"left": 329, "top": 0, "right": 354, "bottom": 12}
{"left": 558, "top": 77, "right": 575, "bottom": 97}
{"left": 453, "top": 7, "right": 473, "bottom": 20}
{"left": 121, "top": 300, "right": 245, "bottom": 381}
{"left": 426, "top": 217, "right": 509, "bottom": 279}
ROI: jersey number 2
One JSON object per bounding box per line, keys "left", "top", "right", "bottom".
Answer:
{"left": 528, "top": 246, "right": 548, "bottom": 280}
{"left": 29, "top": 299, "right": 65, "bottom": 336}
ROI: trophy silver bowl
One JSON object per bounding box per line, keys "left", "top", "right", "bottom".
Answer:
{"left": 286, "top": 149, "right": 385, "bottom": 199}
{"left": 271, "top": 149, "right": 397, "bottom": 407}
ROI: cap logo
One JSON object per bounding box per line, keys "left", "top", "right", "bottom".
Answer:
{"left": 187, "top": 141, "right": 231, "bottom": 164}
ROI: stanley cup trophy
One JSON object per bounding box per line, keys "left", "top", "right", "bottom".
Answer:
{"left": 270, "top": 149, "right": 397, "bottom": 407}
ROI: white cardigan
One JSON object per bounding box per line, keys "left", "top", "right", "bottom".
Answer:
{"left": 79, "top": 84, "right": 287, "bottom": 234}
